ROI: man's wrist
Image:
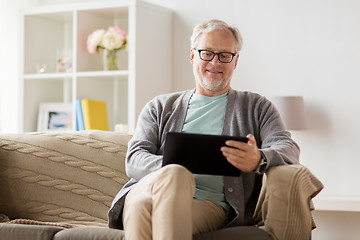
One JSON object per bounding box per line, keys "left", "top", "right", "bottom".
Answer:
{"left": 255, "top": 151, "right": 267, "bottom": 174}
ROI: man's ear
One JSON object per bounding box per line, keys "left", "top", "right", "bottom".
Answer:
{"left": 233, "top": 54, "right": 240, "bottom": 69}
{"left": 190, "top": 48, "right": 194, "bottom": 64}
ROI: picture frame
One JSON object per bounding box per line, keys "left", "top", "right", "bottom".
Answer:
{"left": 37, "top": 103, "right": 73, "bottom": 132}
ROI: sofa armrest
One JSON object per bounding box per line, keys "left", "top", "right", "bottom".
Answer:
{"left": 0, "top": 130, "right": 131, "bottom": 225}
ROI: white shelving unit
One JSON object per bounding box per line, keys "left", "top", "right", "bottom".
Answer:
{"left": 20, "top": 0, "right": 172, "bottom": 132}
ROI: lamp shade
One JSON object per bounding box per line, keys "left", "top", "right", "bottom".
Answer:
{"left": 269, "top": 96, "right": 307, "bottom": 130}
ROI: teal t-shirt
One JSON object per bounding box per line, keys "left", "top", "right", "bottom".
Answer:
{"left": 182, "top": 92, "right": 231, "bottom": 212}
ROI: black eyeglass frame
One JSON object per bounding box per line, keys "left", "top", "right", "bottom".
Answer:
{"left": 193, "top": 48, "right": 238, "bottom": 63}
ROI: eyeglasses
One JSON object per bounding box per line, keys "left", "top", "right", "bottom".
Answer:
{"left": 193, "top": 48, "right": 238, "bottom": 63}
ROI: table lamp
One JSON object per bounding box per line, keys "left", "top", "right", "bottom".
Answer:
{"left": 269, "top": 96, "right": 307, "bottom": 131}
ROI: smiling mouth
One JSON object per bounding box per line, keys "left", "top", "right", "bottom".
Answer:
{"left": 206, "top": 70, "right": 222, "bottom": 74}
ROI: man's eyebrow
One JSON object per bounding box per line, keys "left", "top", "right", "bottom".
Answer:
{"left": 200, "top": 48, "right": 235, "bottom": 52}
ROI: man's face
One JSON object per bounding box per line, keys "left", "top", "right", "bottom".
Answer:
{"left": 191, "top": 29, "right": 239, "bottom": 96}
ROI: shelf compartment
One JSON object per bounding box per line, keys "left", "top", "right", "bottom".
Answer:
{"left": 23, "top": 78, "right": 73, "bottom": 132}
{"left": 76, "top": 75, "right": 128, "bottom": 131}
{"left": 23, "top": 12, "right": 73, "bottom": 74}
{"left": 76, "top": 7, "right": 129, "bottom": 72}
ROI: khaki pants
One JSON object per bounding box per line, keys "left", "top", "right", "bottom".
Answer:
{"left": 123, "top": 164, "right": 323, "bottom": 240}
{"left": 123, "top": 165, "right": 228, "bottom": 240}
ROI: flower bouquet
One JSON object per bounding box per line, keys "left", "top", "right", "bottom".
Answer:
{"left": 87, "top": 26, "right": 127, "bottom": 70}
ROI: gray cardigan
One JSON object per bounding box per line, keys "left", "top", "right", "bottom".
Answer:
{"left": 108, "top": 88, "right": 300, "bottom": 229}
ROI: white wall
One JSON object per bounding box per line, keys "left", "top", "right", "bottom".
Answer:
{"left": 1, "top": 0, "right": 360, "bottom": 239}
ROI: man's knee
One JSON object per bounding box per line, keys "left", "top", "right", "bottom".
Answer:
{"left": 158, "top": 164, "right": 195, "bottom": 191}
{"left": 161, "top": 164, "right": 193, "bottom": 179}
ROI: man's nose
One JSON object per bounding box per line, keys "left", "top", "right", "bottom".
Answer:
{"left": 210, "top": 54, "right": 222, "bottom": 64}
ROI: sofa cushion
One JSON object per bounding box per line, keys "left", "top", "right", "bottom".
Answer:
{"left": 53, "top": 227, "right": 125, "bottom": 240}
{"left": 193, "top": 226, "right": 271, "bottom": 240}
{"left": 0, "top": 223, "right": 65, "bottom": 240}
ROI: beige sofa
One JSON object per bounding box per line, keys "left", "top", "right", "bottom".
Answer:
{"left": 0, "top": 130, "right": 323, "bottom": 240}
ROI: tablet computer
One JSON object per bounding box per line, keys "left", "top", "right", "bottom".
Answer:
{"left": 162, "top": 132, "right": 248, "bottom": 176}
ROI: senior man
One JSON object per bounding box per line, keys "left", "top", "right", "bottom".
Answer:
{"left": 109, "top": 19, "right": 310, "bottom": 240}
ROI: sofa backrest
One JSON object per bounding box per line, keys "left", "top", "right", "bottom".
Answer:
{"left": 0, "top": 130, "right": 131, "bottom": 226}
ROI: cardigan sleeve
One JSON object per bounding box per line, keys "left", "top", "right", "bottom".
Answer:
{"left": 223, "top": 90, "right": 300, "bottom": 170}
{"left": 124, "top": 90, "right": 190, "bottom": 180}
{"left": 125, "top": 99, "right": 163, "bottom": 180}
{"left": 256, "top": 96, "right": 300, "bottom": 170}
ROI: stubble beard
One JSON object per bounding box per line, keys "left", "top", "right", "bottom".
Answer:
{"left": 195, "top": 71, "right": 231, "bottom": 93}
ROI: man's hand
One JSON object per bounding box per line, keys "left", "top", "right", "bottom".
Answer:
{"left": 220, "top": 134, "right": 261, "bottom": 172}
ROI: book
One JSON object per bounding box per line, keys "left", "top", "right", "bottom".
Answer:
{"left": 81, "top": 99, "right": 109, "bottom": 131}
{"left": 76, "top": 99, "right": 85, "bottom": 131}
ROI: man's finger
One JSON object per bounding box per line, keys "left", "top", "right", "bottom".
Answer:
{"left": 224, "top": 140, "right": 247, "bottom": 149}
{"left": 246, "top": 134, "right": 256, "bottom": 145}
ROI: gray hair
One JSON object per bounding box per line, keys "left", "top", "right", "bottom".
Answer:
{"left": 190, "top": 19, "right": 243, "bottom": 53}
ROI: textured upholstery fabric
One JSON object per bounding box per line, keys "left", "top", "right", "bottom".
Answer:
{"left": 0, "top": 131, "right": 131, "bottom": 225}
{"left": 0, "top": 131, "right": 130, "bottom": 239}
{"left": 252, "top": 165, "right": 323, "bottom": 240}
